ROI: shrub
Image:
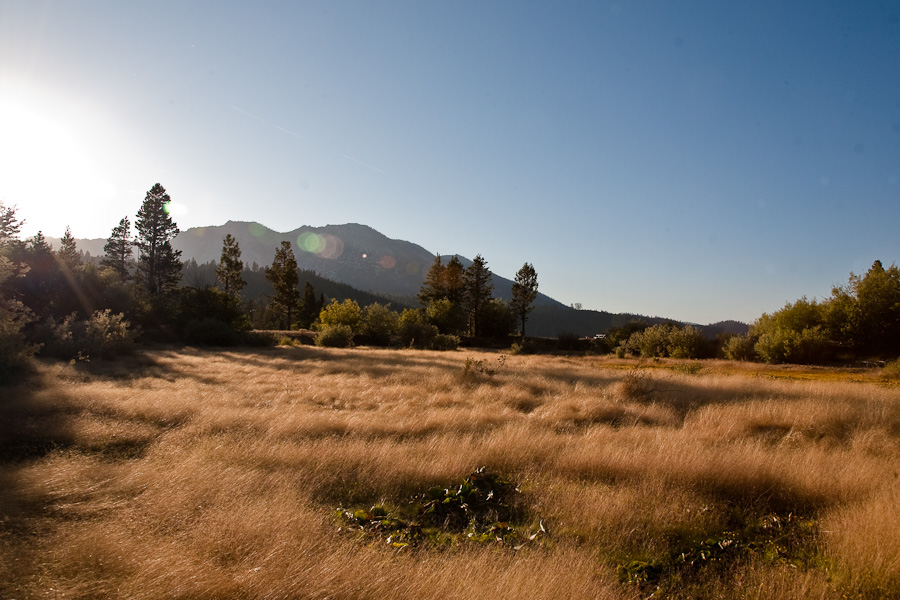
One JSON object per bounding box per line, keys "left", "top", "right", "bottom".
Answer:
{"left": 318, "top": 299, "right": 362, "bottom": 333}
{"left": 883, "top": 358, "right": 900, "bottom": 380}
{"left": 668, "top": 325, "right": 707, "bottom": 359}
{"left": 315, "top": 324, "right": 355, "bottom": 348}
{"left": 425, "top": 298, "right": 465, "bottom": 335}
{"left": 39, "top": 309, "right": 136, "bottom": 359}
{"left": 432, "top": 333, "right": 460, "bottom": 351}
{"left": 362, "top": 303, "right": 399, "bottom": 345}
{"left": 398, "top": 309, "right": 438, "bottom": 348}
{"left": 723, "top": 334, "right": 757, "bottom": 361}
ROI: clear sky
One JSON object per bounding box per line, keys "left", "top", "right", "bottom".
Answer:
{"left": 1, "top": 1, "right": 898, "bottom": 324}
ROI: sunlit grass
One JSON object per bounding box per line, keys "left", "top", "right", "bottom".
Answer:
{"left": 2, "top": 346, "right": 899, "bottom": 598}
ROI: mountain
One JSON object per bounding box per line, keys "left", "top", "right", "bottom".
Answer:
{"left": 170, "top": 221, "right": 566, "bottom": 308}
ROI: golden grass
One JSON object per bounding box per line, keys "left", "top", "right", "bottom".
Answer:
{"left": 2, "top": 346, "right": 899, "bottom": 598}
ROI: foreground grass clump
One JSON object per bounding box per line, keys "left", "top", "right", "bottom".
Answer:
{"left": 1, "top": 347, "right": 899, "bottom": 599}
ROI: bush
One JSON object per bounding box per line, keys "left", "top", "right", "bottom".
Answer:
{"left": 723, "top": 334, "right": 757, "bottom": 361}
{"left": 362, "top": 303, "right": 399, "bottom": 345}
{"left": 315, "top": 324, "right": 355, "bottom": 348}
{"left": 39, "top": 309, "right": 136, "bottom": 359}
{"left": 398, "top": 309, "right": 438, "bottom": 348}
{"left": 425, "top": 298, "right": 466, "bottom": 335}
{"left": 318, "top": 299, "right": 362, "bottom": 333}
{"left": 432, "top": 333, "right": 460, "bottom": 351}
{"left": 668, "top": 325, "right": 707, "bottom": 359}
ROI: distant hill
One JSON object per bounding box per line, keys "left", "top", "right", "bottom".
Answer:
{"left": 52, "top": 221, "right": 746, "bottom": 337}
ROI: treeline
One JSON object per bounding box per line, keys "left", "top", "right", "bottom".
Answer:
{"left": 721, "top": 260, "right": 900, "bottom": 364}
{"left": 0, "top": 184, "right": 544, "bottom": 377}
{"left": 600, "top": 260, "right": 900, "bottom": 365}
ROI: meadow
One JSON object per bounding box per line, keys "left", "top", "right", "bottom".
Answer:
{"left": 2, "top": 345, "right": 900, "bottom": 599}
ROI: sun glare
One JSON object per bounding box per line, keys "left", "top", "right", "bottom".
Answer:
{"left": 0, "top": 90, "right": 117, "bottom": 238}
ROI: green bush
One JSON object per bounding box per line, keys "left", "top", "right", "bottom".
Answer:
{"left": 668, "top": 325, "right": 707, "bottom": 359}
{"left": 425, "top": 298, "right": 466, "bottom": 335}
{"left": 315, "top": 324, "right": 355, "bottom": 348}
{"left": 398, "top": 309, "right": 438, "bottom": 348}
{"left": 432, "top": 333, "right": 460, "bottom": 351}
{"left": 39, "top": 309, "right": 136, "bottom": 359}
{"left": 362, "top": 303, "right": 399, "bottom": 345}
{"left": 723, "top": 334, "right": 757, "bottom": 361}
{"left": 318, "top": 299, "right": 362, "bottom": 333}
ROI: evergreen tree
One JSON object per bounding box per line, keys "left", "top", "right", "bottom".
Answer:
{"left": 418, "top": 254, "right": 446, "bottom": 306}
{"left": 265, "top": 241, "right": 300, "bottom": 329}
{"left": 102, "top": 217, "right": 133, "bottom": 282}
{"left": 297, "top": 281, "right": 321, "bottom": 329}
{"left": 0, "top": 202, "right": 23, "bottom": 248}
{"left": 511, "top": 262, "right": 538, "bottom": 339}
{"left": 464, "top": 254, "right": 493, "bottom": 336}
{"left": 135, "top": 184, "right": 182, "bottom": 296}
{"left": 21, "top": 232, "right": 59, "bottom": 318}
{"left": 57, "top": 226, "right": 81, "bottom": 272}
{"left": 216, "top": 234, "right": 245, "bottom": 297}
{"left": 417, "top": 254, "right": 466, "bottom": 334}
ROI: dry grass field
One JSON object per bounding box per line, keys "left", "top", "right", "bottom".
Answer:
{"left": 2, "top": 345, "right": 900, "bottom": 599}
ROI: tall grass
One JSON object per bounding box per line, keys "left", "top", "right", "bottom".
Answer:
{"left": 1, "top": 347, "right": 899, "bottom": 598}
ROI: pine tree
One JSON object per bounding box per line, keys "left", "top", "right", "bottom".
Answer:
{"left": 216, "top": 234, "right": 245, "bottom": 297}
{"left": 265, "top": 241, "right": 300, "bottom": 329}
{"left": 135, "top": 184, "right": 182, "bottom": 296}
{"left": 297, "top": 281, "right": 321, "bottom": 329}
{"left": 57, "top": 226, "right": 81, "bottom": 272}
{"left": 102, "top": 217, "right": 134, "bottom": 282}
{"left": 511, "top": 262, "right": 538, "bottom": 339}
{"left": 418, "top": 254, "right": 446, "bottom": 307}
{"left": 0, "top": 202, "right": 23, "bottom": 248}
{"left": 464, "top": 254, "right": 493, "bottom": 336}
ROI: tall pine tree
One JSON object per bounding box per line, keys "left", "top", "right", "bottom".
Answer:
{"left": 56, "top": 226, "right": 81, "bottom": 272}
{"left": 265, "top": 241, "right": 300, "bottom": 330}
{"left": 464, "top": 254, "right": 493, "bottom": 336}
{"left": 102, "top": 217, "right": 134, "bottom": 282}
{"left": 216, "top": 234, "right": 245, "bottom": 297}
{"left": 511, "top": 262, "right": 538, "bottom": 339}
{"left": 135, "top": 184, "right": 182, "bottom": 296}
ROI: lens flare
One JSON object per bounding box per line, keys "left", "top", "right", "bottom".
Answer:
{"left": 405, "top": 261, "right": 420, "bottom": 275}
{"left": 379, "top": 255, "right": 396, "bottom": 269}
{"left": 297, "top": 232, "right": 344, "bottom": 259}
{"left": 318, "top": 234, "right": 344, "bottom": 259}
{"left": 298, "top": 231, "right": 326, "bottom": 253}
{"left": 249, "top": 222, "right": 267, "bottom": 237}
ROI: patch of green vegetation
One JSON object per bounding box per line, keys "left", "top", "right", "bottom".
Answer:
{"left": 616, "top": 509, "right": 819, "bottom": 595}
{"left": 335, "top": 468, "right": 546, "bottom": 549}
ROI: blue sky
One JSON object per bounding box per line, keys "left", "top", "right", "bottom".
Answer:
{"left": 1, "top": 1, "right": 898, "bottom": 324}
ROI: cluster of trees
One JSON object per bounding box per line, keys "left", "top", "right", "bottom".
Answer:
{"left": 0, "top": 185, "right": 543, "bottom": 373}
{"left": 415, "top": 254, "right": 539, "bottom": 339}
{"left": 0, "top": 184, "right": 252, "bottom": 376}
{"left": 723, "top": 261, "right": 900, "bottom": 364}
{"left": 262, "top": 247, "right": 541, "bottom": 349}
{"left": 610, "top": 323, "right": 710, "bottom": 359}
